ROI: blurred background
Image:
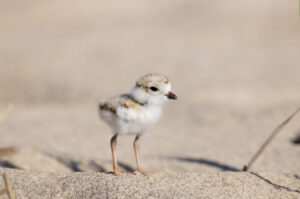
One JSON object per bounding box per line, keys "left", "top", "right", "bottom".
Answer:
{"left": 0, "top": 0, "right": 299, "bottom": 174}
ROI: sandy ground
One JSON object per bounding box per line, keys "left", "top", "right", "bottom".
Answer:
{"left": 1, "top": 168, "right": 300, "bottom": 199}
{"left": 0, "top": 0, "right": 300, "bottom": 198}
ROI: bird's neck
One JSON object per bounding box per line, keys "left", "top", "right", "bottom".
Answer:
{"left": 127, "top": 94, "right": 146, "bottom": 106}
{"left": 130, "top": 86, "right": 166, "bottom": 108}
{"left": 129, "top": 86, "right": 148, "bottom": 106}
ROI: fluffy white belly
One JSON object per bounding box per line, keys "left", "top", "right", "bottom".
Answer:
{"left": 130, "top": 106, "right": 162, "bottom": 134}
{"left": 113, "top": 106, "right": 162, "bottom": 135}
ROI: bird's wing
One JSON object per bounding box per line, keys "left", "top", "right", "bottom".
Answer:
{"left": 100, "top": 94, "right": 141, "bottom": 121}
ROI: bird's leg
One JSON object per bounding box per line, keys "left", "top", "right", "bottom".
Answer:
{"left": 133, "top": 135, "right": 149, "bottom": 175}
{"left": 110, "top": 134, "right": 120, "bottom": 175}
{"left": 110, "top": 134, "right": 131, "bottom": 175}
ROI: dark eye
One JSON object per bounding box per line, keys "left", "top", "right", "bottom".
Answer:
{"left": 150, "top": 86, "right": 158, "bottom": 91}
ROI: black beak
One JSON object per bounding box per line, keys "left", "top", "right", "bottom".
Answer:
{"left": 166, "top": 91, "right": 177, "bottom": 100}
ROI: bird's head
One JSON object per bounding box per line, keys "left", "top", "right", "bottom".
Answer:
{"left": 130, "top": 73, "right": 177, "bottom": 106}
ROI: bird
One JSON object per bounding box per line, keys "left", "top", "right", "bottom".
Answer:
{"left": 99, "top": 73, "right": 177, "bottom": 175}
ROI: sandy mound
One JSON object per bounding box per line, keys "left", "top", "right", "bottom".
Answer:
{"left": 0, "top": 168, "right": 299, "bottom": 199}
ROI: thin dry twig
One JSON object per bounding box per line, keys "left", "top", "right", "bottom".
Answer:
{"left": 3, "top": 173, "right": 15, "bottom": 199}
{"left": 0, "top": 104, "right": 17, "bottom": 159}
{"left": 0, "top": 188, "right": 6, "bottom": 195}
{"left": 0, "top": 148, "right": 17, "bottom": 158}
{"left": 243, "top": 106, "right": 300, "bottom": 171}
{"left": 0, "top": 103, "right": 14, "bottom": 124}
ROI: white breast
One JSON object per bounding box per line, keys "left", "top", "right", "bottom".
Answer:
{"left": 140, "top": 106, "right": 162, "bottom": 128}
{"left": 125, "top": 105, "right": 162, "bottom": 135}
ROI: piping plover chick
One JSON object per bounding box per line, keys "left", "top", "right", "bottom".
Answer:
{"left": 99, "top": 73, "right": 177, "bottom": 175}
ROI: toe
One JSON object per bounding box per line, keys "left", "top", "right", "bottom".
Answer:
{"left": 113, "top": 169, "right": 133, "bottom": 175}
{"left": 136, "top": 168, "right": 151, "bottom": 176}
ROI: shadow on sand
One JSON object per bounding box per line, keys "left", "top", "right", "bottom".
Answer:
{"left": 1, "top": 151, "right": 299, "bottom": 194}
{"left": 164, "top": 156, "right": 300, "bottom": 193}
{"left": 41, "top": 151, "right": 136, "bottom": 173}
{"left": 0, "top": 160, "right": 19, "bottom": 169}
{"left": 167, "top": 156, "right": 240, "bottom": 172}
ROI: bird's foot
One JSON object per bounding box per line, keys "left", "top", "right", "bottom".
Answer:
{"left": 135, "top": 168, "right": 151, "bottom": 176}
{"left": 113, "top": 168, "right": 132, "bottom": 176}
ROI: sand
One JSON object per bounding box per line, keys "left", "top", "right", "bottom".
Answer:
{"left": 0, "top": 168, "right": 299, "bottom": 199}
{"left": 0, "top": 0, "right": 300, "bottom": 198}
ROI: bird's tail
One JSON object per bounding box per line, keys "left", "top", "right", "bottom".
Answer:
{"left": 99, "top": 102, "right": 105, "bottom": 110}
